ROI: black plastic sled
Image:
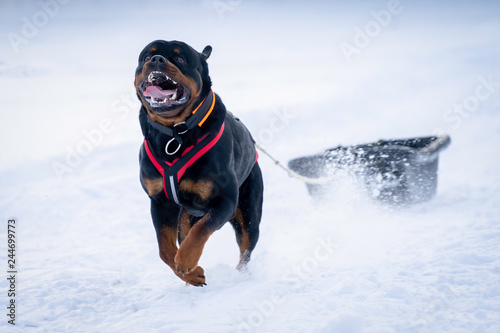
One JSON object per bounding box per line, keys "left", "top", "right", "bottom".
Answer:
{"left": 288, "top": 135, "right": 451, "bottom": 205}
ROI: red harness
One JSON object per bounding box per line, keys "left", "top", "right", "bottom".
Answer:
{"left": 144, "top": 122, "right": 225, "bottom": 204}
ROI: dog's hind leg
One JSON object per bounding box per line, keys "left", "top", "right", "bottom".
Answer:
{"left": 230, "top": 163, "right": 264, "bottom": 270}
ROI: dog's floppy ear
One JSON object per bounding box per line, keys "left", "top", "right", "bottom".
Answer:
{"left": 201, "top": 45, "right": 212, "bottom": 61}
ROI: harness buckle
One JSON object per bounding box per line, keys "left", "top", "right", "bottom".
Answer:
{"left": 173, "top": 122, "right": 188, "bottom": 134}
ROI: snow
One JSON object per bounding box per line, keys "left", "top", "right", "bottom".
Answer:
{"left": 1, "top": 0, "right": 500, "bottom": 332}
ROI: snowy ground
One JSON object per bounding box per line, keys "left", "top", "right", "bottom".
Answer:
{"left": 1, "top": 0, "right": 500, "bottom": 332}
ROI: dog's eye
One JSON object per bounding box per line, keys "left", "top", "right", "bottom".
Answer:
{"left": 144, "top": 55, "right": 151, "bottom": 62}
{"left": 174, "top": 57, "right": 185, "bottom": 65}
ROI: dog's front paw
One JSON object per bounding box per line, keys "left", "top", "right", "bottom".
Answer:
{"left": 181, "top": 266, "right": 206, "bottom": 287}
{"left": 174, "top": 246, "right": 202, "bottom": 276}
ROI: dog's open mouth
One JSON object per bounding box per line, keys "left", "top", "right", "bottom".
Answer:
{"left": 140, "top": 71, "right": 190, "bottom": 110}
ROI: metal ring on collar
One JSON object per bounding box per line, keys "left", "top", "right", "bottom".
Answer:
{"left": 165, "top": 137, "right": 181, "bottom": 155}
{"left": 165, "top": 122, "right": 188, "bottom": 155}
{"left": 173, "top": 121, "right": 188, "bottom": 134}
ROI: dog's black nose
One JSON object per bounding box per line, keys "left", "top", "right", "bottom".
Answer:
{"left": 150, "top": 55, "right": 166, "bottom": 64}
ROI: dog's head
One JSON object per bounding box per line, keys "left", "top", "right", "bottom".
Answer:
{"left": 135, "top": 40, "right": 212, "bottom": 126}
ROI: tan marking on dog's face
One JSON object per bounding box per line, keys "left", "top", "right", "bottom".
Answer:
{"left": 179, "top": 179, "right": 213, "bottom": 201}
{"left": 143, "top": 177, "right": 164, "bottom": 197}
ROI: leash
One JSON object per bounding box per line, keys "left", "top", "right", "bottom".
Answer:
{"left": 254, "top": 143, "right": 332, "bottom": 185}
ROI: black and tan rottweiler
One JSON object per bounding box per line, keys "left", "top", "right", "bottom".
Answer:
{"left": 135, "top": 40, "right": 263, "bottom": 286}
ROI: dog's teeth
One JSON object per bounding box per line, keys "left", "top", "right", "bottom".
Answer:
{"left": 171, "top": 91, "right": 177, "bottom": 100}
{"left": 166, "top": 76, "right": 177, "bottom": 84}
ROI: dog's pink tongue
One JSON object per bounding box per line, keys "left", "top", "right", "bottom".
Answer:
{"left": 143, "top": 86, "right": 175, "bottom": 100}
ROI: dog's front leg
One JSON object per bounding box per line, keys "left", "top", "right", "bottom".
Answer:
{"left": 157, "top": 225, "right": 207, "bottom": 287}
{"left": 151, "top": 200, "right": 207, "bottom": 286}
{"left": 174, "top": 198, "right": 236, "bottom": 277}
